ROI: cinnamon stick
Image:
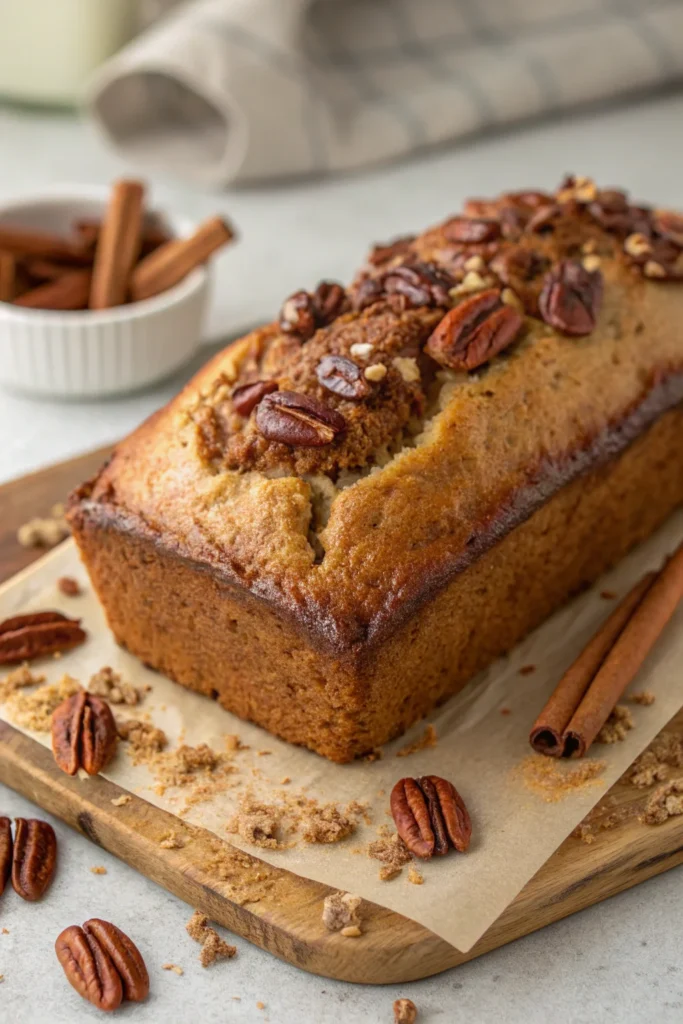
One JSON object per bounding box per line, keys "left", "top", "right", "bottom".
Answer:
{"left": 530, "top": 574, "right": 656, "bottom": 756}
{"left": 0, "top": 226, "right": 91, "bottom": 264}
{"left": 130, "top": 215, "right": 234, "bottom": 302}
{"left": 89, "top": 180, "right": 145, "bottom": 309}
{"left": 75, "top": 217, "right": 171, "bottom": 256}
{"left": 563, "top": 545, "right": 683, "bottom": 757}
{"left": 0, "top": 252, "right": 17, "bottom": 301}
{"left": 24, "top": 258, "right": 73, "bottom": 282}
{"left": 14, "top": 270, "right": 92, "bottom": 310}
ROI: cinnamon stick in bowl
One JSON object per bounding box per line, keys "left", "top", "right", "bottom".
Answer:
{"left": 130, "top": 215, "right": 233, "bottom": 303}
{"left": 530, "top": 540, "right": 683, "bottom": 758}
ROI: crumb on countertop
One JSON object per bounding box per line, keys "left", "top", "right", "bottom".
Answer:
{"left": 596, "top": 705, "right": 634, "bottom": 744}
{"left": 162, "top": 963, "right": 184, "bottom": 975}
{"left": 90, "top": 866, "right": 107, "bottom": 875}
{"left": 394, "top": 997, "right": 418, "bottom": 1023}
{"left": 600, "top": 590, "right": 617, "bottom": 600}
{"left": 186, "top": 911, "right": 237, "bottom": 968}
{"left": 519, "top": 664, "right": 536, "bottom": 676}
{"left": 396, "top": 724, "right": 437, "bottom": 757}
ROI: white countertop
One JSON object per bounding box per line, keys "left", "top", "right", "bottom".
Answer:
{"left": 1, "top": 93, "right": 683, "bottom": 1023}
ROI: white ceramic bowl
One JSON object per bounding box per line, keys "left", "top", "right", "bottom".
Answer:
{"left": 0, "top": 187, "right": 210, "bottom": 398}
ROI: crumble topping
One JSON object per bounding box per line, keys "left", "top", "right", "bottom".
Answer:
{"left": 368, "top": 827, "right": 412, "bottom": 881}
{"left": 17, "top": 503, "right": 70, "bottom": 549}
{"left": 322, "top": 891, "right": 362, "bottom": 932}
{"left": 89, "top": 666, "right": 141, "bottom": 706}
{"left": 396, "top": 724, "right": 437, "bottom": 757}
{"left": 643, "top": 779, "right": 683, "bottom": 825}
{"left": 5, "top": 673, "right": 80, "bottom": 731}
{"left": 596, "top": 705, "right": 634, "bottom": 744}
{"left": 185, "top": 911, "right": 237, "bottom": 967}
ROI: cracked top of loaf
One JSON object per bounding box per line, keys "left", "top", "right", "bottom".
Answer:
{"left": 70, "top": 177, "right": 683, "bottom": 656}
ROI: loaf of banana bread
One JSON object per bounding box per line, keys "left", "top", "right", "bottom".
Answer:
{"left": 69, "top": 177, "right": 683, "bottom": 761}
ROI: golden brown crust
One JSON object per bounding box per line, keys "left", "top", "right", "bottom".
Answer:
{"left": 69, "top": 178, "right": 683, "bottom": 662}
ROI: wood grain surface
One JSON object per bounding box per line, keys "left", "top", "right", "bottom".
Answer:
{"left": 0, "top": 447, "right": 682, "bottom": 983}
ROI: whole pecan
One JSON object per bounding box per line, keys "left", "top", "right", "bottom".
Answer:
{"left": 12, "top": 817, "right": 57, "bottom": 901}
{"left": 52, "top": 691, "right": 118, "bottom": 776}
{"left": 442, "top": 216, "right": 500, "bottom": 244}
{"left": 255, "top": 390, "right": 346, "bottom": 447}
{"left": 538, "top": 260, "right": 603, "bottom": 336}
{"left": 83, "top": 919, "right": 150, "bottom": 1003}
{"left": 390, "top": 776, "right": 471, "bottom": 860}
{"left": 316, "top": 355, "right": 370, "bottom": 400}
{"left": 56, "top": 924, "right": 123, "bottom": 1012}
{"left": 279, "top": 281, "right": 348, "bottom": 341}
{"left": 425, "top": 289, "right": 523, "bottom": 372}
{"left": 0, "top": 610, "right": 86, "bottom": 664}
{"left": 0, "top": 817, "right": 11, "bottom": 896}
{"left": 231, "top": 379, "right": 278, "bottom": 417}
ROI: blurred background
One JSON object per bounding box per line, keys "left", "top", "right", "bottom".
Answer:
{"left": 0, "top": 0, "right": 682, "bottom": 477}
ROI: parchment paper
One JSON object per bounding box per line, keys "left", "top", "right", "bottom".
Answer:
{"left": 2, "top": 517, "right": 683, "bottom": 954}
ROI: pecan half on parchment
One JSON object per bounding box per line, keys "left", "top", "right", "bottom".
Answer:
{"left": 0, "top": 610, "right": 86, "bottom": 664}
{"left": 12, "top": 817, "right": 57, "bottom": 901}
{"left": 51, "top": 691, "right": 118, "bottom": 776}
{"left": 255, "top": 389, "right": 346, "bottom": 447}
{"left": 538, "top": 260, "right": 603, "bottom": 336}
{"left": 0, "top": 817, "right": 12, "bottom": 896}
{"left": 425, "top": 289, "right": 524, "bottom": 372}
{"left": 55, "top": 919, "right": 149, "bottom": 1012}
{"left": 390, "top": 775, "right": 472, "bottom": 859}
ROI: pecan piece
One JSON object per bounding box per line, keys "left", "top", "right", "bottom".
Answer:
{"left": 390, "top": 775, "right": 471, "bottom": 860}
{"left": 231, "top": 379, "right": 278, "bottom": 417}
{"left": 0, "top": 610, "right": 86, "bottom": 664}
{"left": 0, "top": 817, "right": 11, "bottom": 896}
{"left": 425, "top": 289, "right": 523, "bottom": 372}
{"left": 52, "top": 691, "right": 118, "bottom": 776}
{"left": 12, "top": 817, "right": 57, "bottom": 901}
{"left": 56, "top": 924, "right": 124, "bottom": 1012}
{"left": 83, "top": 919, "right": 149, "bottom": 1003}
{"left": 653, "top": 210, "right": 683, "bottom": 248}
{"left": 316, "top": 355, "right": 370, "bottom": 400}
{"left": 279, "top": 281, "right": 348, "bottom": 340}
{"left": 538, "top": 260, "right": 603, "bottom": 336}
{"left": 367, "top": 234, "right": 416, "bottom": 267}
{"left": 255, "top": 390, "right": 346, "bottom": 447}
{"left": 443, "top": 216, "right": 500, "bottom": 244}
{"left": 382, "top": 261, "right": 454, "bottom": 308}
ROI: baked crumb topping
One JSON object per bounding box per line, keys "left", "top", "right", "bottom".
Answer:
{"left": 185, "top": 911, "right": 237, "bottom": 967}
{"left": 321, "top": 891, "right": 362, "bottom": 932}
{"left": 185, "top": 177, "right": 683, "bottom": 483}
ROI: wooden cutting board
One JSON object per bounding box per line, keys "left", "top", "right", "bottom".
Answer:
{"left": 1, "top": 446, "right": 682, "bottom": 984}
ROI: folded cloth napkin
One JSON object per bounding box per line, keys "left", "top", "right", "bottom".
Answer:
{"left": 88, "top": 0, "right": 683, "bottom": 186}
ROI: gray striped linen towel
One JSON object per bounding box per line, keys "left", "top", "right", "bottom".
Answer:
{"left": 88, "top": 0, "right": 683, "bottom": 185}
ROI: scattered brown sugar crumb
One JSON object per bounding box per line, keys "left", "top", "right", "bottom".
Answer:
{"left": 17, "top": 504, "right": 69, "bottom": 548}
{"left": 256, "top": 1002, "right": 265, "bottom": 1011}
{"left": 224, "top": 734, "right": 248, "bottom": 755}
{"left": 150, "top": 743, "right": 235, "bottom": 805}
{"left": 6, "top": 673, "right": 80, "bottom": 731}
{"left": 596, "top": 705, "right": 634, "bottom": 744}
{"left": 600, "top": 589, "right": 617, "bottom": 600}
{"left": 90, "top": 866, "right": 107, "bottom": 875}
{"left": 89, "top": 666, "right": 141, "bottom": 706}
{"left": 228, "top": 796, "right": 284, "bottom": 850}
{"left": 572, "top": 801, "right": 636, "bottom": 844}
{"left": 517, "top": 754, "right": 606, "bottom": 802}
{"left": 0, "top": 663, "right": 45, "bottom": 703}
{"left": 396, "top": 724, "right": 437, "bottom": 757}
{"left": 322, "top": 891, "right": 362, "bottom": 932}
{"left": 257, "top": 750, "right": 271, "bottom": 757}
{"left": 394, "top": 997, "right": 418, "bottom": 1023}
{"left": 111, "top": 794, "right": 132, "bottom": 807}
{"left": 628, "top": 691, "right": 656, "bottom": 706}
{"left": 2, "top": 928, "right": 9, "bottom": 934}
{"left": 57, "top": 576, "right": 81, "bottom": 597}
{"left": 340, "top": 925, "right": 362, "bottom": 937}
{"left": 500, "top": 707, "right": 511, "bottom": 716}
{"left": 159, "top": 830, "right": 184, "bottom": 850}
{"left": 162, "top": 963, "right": 184, "bottom": 975}
{"left": 626, "top": 731, "right": 683, "bottom": 788}
{"left": 280, "top": 776, "right": 291, "bottom": 785}
{"left": 363, "top": 747, "right": 383, "bottom": 762}
{"left": 186, "top": 911, "right": 237, "bottom": 967}
{"left": 301, "top": 803, "right": 356, "bottom": 844}
{"left": 643, "top": 778, "right": 683, "bottom": 825}
{"left": 407, "top": 864, "right": 424, "bottom": 885}
{"left": 519, "top": 664, "right": 536, "bottom": 676}
{"left": 368, "top": 829, "right": 412, "bottom": 881}
{"left": 117, "top": 718, "right": 168, "bottom": 765}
